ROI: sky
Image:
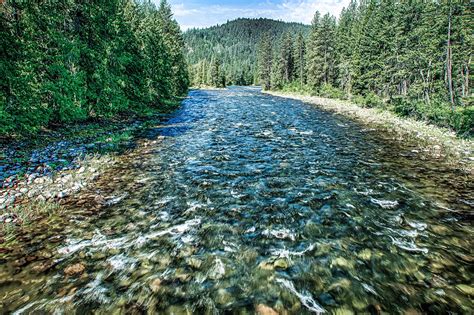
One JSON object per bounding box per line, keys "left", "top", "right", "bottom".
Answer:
{"left": 161, "top": 0, "right": 351, "bottom": 30}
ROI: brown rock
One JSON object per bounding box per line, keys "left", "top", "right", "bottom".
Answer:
{"left": 64, "top": 263, "right": 85, "bottom": 276}
{"left": 256, "top": 304, "right": 279, "bottom": 315}
{"left": 149, "top": 278, "right": 162, "bottom": 293}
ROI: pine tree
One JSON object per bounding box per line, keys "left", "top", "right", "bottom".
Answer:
{"left": 294, "top": 33, "right": 306, "bottom": 86}
{"left": 157, "top": 0, "right": 189, "bottom": 97}
{"left": 306, "top": 11, "right": 322, "bottom": 90}
{"left": 257, "top": 33, "right": 273, "bottom": 90}
{"left": 279, "top": 32, "right": 295, "bottom": 84}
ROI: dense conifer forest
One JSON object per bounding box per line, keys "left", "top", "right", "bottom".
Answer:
{"left": 0, "top": 0, "right": 188, "bottom": 136}
{"left": 184, "top": 18, "right": 310, "bottom": 87}
{"left": 185, "top": 2, "right": 473, "bottom": 135}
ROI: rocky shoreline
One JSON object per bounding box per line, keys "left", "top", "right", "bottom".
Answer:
{"left": 0, "top": 114, "right": 170, "bottom": 229}
{"left": 265, "top": 91, "right": 474, "bottom": 174}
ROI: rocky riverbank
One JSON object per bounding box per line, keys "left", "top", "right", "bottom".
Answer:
{"left": 0, "top": 112, "right": 173, "bottom": 235}
{"left": 265, "top": 91, "right": 474, "bottom": 174}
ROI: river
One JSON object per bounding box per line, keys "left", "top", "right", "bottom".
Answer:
{"left": 1, "top": 87, "right": 473, "bottom": 314}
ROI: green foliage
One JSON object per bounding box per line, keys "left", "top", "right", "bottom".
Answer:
{"left": 362, "top": 92, "right": 384, "bottom": 108}
{"left": 280, "top": 82, "right": 313, "bottom": 95}
{"left": 320, "top": 84, "right": 346, "bottom": 100}
{"left": 0, "top": 0, "right": 188, "bottom": 137}
{"left": 184, "top": 18, "right": 310, "bottom": 88}
{"left": 392, "top": 97, "right": 474, "bottom": 136}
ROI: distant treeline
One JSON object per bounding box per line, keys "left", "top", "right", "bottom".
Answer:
{"left": 184, "top": 18, "right": 310, "bottom": 87}
{"left": 258, "top": 1, "right": 472, "bottom": 135}
{"left": 0, "top": 0, "right": 188, "bottom": 136}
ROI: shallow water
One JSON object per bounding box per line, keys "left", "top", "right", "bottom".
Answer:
{"left": 1, "top": 87, "right": 473, "bottom": 314}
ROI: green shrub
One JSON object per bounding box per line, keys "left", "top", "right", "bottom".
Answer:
{"left": 319, "top": 84, "right": 346, "bottom": 99}
{"left": 363, "top": 92, "right": 383, "bottom": 108}
{"left": 280, "top": 82, "right": 314, "bottom": 95}
{"left": 351, "top": 94, "right": 366, "bottom": 106}
{"left": 450, "top": 106, "right": 474, "bottom": 137}
{"left": 392, "top": 96, "right": 474, "bottom": 136}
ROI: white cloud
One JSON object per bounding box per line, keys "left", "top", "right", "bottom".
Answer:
{"left": 166, "top": 0, "right": 351, "bottom": 30}
{"left": 276, "top": 0, "right": 351, "bottom": 24}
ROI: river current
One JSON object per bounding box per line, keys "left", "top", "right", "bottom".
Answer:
{"left": 1, "top": 87, "right": 473, "bottom": 314}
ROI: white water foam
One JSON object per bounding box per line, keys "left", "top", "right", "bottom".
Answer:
{"left": 276, "top": 278, "right": 325, "bottom": 314}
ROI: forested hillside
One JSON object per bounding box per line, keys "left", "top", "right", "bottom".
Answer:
{"left": 184, "top": 18, "right": 310, "bottom": 87}
{"left": 257, "top": 1, "right": 473, "bottom": 135}
{"left": 0, "top": 0, "right": 188, "bottom": 136}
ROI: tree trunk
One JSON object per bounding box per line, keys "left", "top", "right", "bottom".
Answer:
{"left": 446, "top": 3, "right": 455, "bottom": 108}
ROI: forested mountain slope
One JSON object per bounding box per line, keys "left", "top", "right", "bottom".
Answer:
{"left": 184, "top": 18, "right": 310, "bottom": 86}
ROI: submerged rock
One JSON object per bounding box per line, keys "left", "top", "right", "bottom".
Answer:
{"left": 357, "top": 249, "right": 372, "bottom": 261}
{"left": 149, "top": 278, "right": 162, "bottom": 293}
{"left": 186, "top": 257, "right": 203, "bottom": 269}
{"left": 258, "top": 261, "right": 275, "bottom": 271}
{"left": 64, "top": 263, "right": 85, "bottom": 276}
{"left": 256, "top": 304, "right": 278, "bottom": 315}
{"left": 215, "top": 288, "right": 233, "bottom": 306}
{"left": 273, "top": 258, "right": 289, "bottom": 270}
{"left": 456, "top": 284, "right": 474, "bottom": 296}
{"left": 331, "top": 257, "right": 355, "bottom": 270}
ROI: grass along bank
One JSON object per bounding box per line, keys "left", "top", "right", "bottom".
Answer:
{"left": 265, "top": 90, "right": 474, "bottom": 173}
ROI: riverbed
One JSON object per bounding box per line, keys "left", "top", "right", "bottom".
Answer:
{"left": 1, "top": 87, "right": 473, "bottom": 313}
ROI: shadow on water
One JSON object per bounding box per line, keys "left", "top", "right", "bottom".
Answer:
{"left": 0, "top": 87, "right": 473, "bottom": 314}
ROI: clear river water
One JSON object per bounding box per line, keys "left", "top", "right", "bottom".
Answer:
{"left": 1, "top": 87, "right": 473, "bottom": 314}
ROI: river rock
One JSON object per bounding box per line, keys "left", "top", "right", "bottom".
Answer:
{"left": 331, "top": 257, "right": 354, "bottom": 270}
{"left": 456, "top": 284, "right": 474, "bottom": 296}
{"left": 258, "top": 261, "right": 275, "bottom": 271}
{"left": 149, "top": 278, "right": 162, "bottom": 293}
{"left": 31, "top": 261, "right": 55, "bottom": 273}
{"left": 64, "top": 263, "right": 85, "bottom": 276}
{"left": 273, "top": 258, "right": 289, "bottom": 269}
{"left": 165, "top": 305, "right": 192, "bottom": 315}
{"left": 215, "top": 288, "right": 233, "bottom": 306}
{"left": 186, "top": 257, "right": 203, "bottom": 269}
{"left": 174, "top": 268, "right": 191, "bottom": 282}
{"left": 357, "top": 249, "right": 372, "bottom": 261}
{"left": 256, "top": 304, "right": 278, "bottom": 315}
{"left": 34, "top": 177, "right": 45, "bottom": 184}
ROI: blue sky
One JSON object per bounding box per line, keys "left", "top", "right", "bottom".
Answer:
{"left": 158, "top": 0, "right": 351, "bottom": 30}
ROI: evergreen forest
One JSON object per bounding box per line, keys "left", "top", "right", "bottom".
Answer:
{"left": 0, "top": 0, "right": 188, "bottom": 136}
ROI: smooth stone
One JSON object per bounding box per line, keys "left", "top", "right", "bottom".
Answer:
{"left": 258, "top": 261, "right": 274, "bottom": 271}
{"left": 64, "top": 263, "right": 85, "bottom": 276}
{"left": 149, "top": 278, "right": 162, "bottom": 293}
{"left": 174, "top": 268, "right": 191, "bottom": 282}
{"left": 328, "top": 278, "right": 351, "bottom": 291}
{"left": 331, "top": 257, "right": 354, "bottom": 269}
{"left": 456, "top": 284, "right": 474, "bottom": 296}
{"left": 273, "top": 258, "right": 289, "bottom": 269}
{"left": 357, "top": 249, "right": 372, "bottom": 261}
{"left": 186, "top": 257, "right": 203, "bottom": 269}
{"left": 215, "top": 288, "right": 233, "bottom": 306}
{"left": 256, "top": 304, "right": 278, "bottom": 315}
